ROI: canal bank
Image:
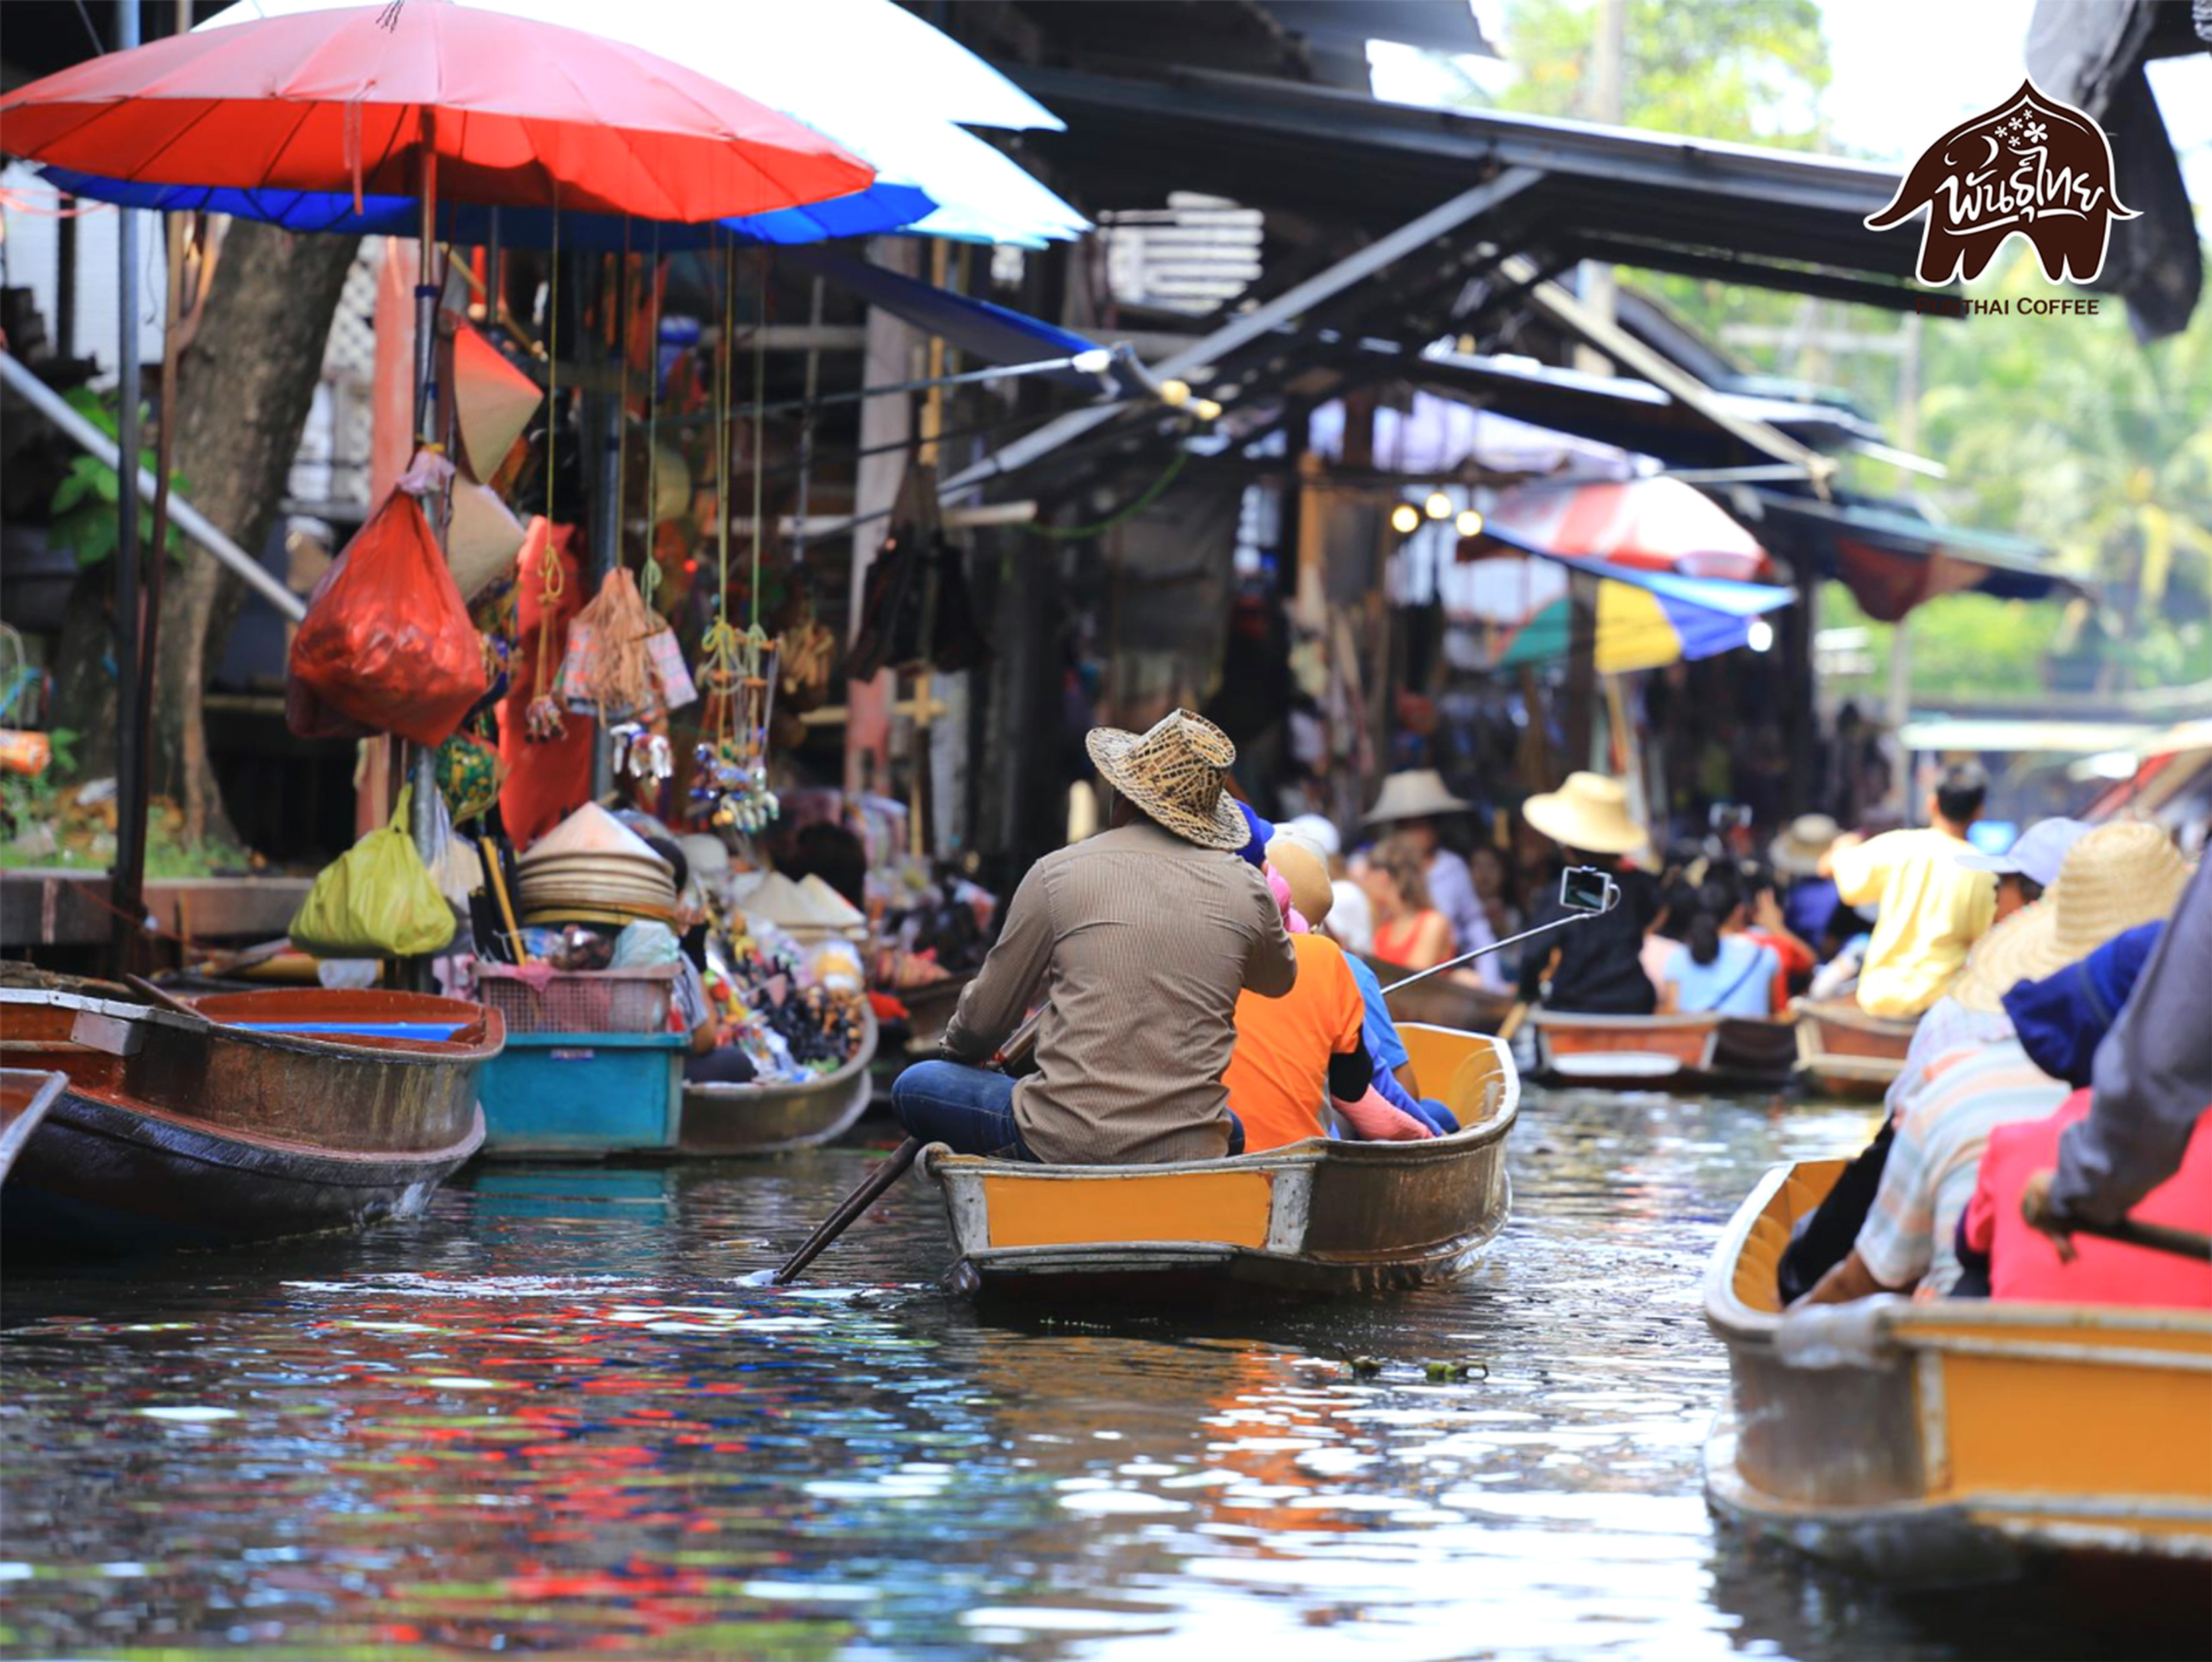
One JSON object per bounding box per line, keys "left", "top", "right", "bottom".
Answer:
{"left": 4, "top": 1086, "right": 2200, "bottom": 1661}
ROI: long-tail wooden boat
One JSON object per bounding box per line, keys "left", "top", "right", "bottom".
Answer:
{"left": 1356, "top": 952, "right": 1514, "bottom": 1035}
{"left": 1530, "top": 1009, "right": 1796, "bottom": 1091}
{"left": 1703, "top": 1158, "right": 2212, "bottom": 1585}
{"left": 1794, "top": 998, "right": 1918, "bottom": 1100}
{"left": 680, "top": 1005, "right": 878, "bottom": 1156}
{"left": 0, "top": 984, "right": 497, "bottom": 1249}
{"left": 919, "top": 1023, "right": 1518, "bottom": 1301}
{"left": 0, "top": 1068, "right": 66, "bottom": 1181}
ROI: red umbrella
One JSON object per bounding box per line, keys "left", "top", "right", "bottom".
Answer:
{"left": 0, "top": 2, "right": 871, "bottom": 222}
{"left": 1486, "top": 476, "right": 1772, "bottom": 584}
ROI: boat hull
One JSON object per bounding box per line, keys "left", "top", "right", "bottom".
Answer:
{"left": 1793, "top": 998, "right": 1916, "bottom": 1100}
{"left": 1703, "top": 1159, "right": 2212, "bottom": 1584}
{"left": 1357, "top": 954, "right": 1514, "bottom": 1035}
{"left": 1531, "top": 1010, "right": 1795, "bottom": 1091}
{"left": 0, "top": 1068, "right": 65, "bottom": 1180}
{"left": 679, "top": 1009, "right": 877, "bottom": 1156}
{"left": 923, "top": 1025, "right": 1518, "bottom": 1302}
{"left": 6, "top": 1079, "right": 485, "bottom": 1249}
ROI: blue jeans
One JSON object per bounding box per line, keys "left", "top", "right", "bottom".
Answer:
{"left": 893, "top": 1060, "right": 1247, "bottom": 1160}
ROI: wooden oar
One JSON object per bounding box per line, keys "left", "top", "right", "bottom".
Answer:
{"left": 2023, "top": 1184, "right": 2212, "bottom": 1262}
{"left": 767, "top": 1137, "right": 923, "bottom": 1285}
{"left": 125, "top": 974, "right": 207, "bottom": 1023}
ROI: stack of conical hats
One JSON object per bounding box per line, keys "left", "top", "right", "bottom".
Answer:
{"left": 517, "top": 803, "right": 678, "bottom": 926}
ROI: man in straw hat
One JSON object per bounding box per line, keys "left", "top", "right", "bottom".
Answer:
{"left": 1818, "top": 762, "right": 1995, "bottom": 1019}
{"left": 1364, "top": 770, "right": 1503, "bottom": 989}
{"left": 1516, "top": 771, "right": 1659, "bottom": 1015}
{"left": 892, "top": 710, "right": 1296, "bottom": 1165}
{"left": 1794, "top": 822, "right": 2193, "bottom": 1306}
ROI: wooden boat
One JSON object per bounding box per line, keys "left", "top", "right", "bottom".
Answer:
{"left": 1530, "top": 1009, "right": 1796, "bottom": 1092}
{"left": 0, "top": 1068, "right": 66, "bottom": 1181}
{"left": 920, "top": 1023, "right": 1518, "bottom": 1301}
{"left": 680, "top": 1005, "right": 879, "bottom": 1156}
{"left": 0, "top": 984, "right": 497, "bottom": 1249}
{"left": 896, "top": 972, "right": 974, "bottom": 1058}
{"left": 1703, "top": 1158, "right": 2212, "bottom": 1585}
{"left": 1794, "top": 997, "right": 1918, "bottom": 1100}
{"left": 1356, "top": 952, "right": 1514, "bottom": 1034}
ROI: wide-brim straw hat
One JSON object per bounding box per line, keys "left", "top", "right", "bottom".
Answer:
{"left": 1085, "top": 709, "right": 1249, "bottom": 851}
{"left": 1364, "top": 769, "right": 1471, "bottom": 824}
{"left": 1523, "top": 771, "right": 1647, "bottom": 856}
{"left": 1266, "top": 833, "right": 1335, "bottom": 927}
{"left": 1952, "top": 822, "right": 2192, "bottom": 1012}
{"left": 1770, "top": 813, "right": 1840, "bottom": 878}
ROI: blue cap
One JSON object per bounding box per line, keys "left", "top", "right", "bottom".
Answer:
{"left": 1233, "top": 802, "right": 1275, "bottom": 870}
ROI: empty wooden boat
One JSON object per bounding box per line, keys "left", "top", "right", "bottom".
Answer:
{"left": 0, "top": 984, "right": 497, "bottom": 1249}
{"left": 1357, "top": 953, "right": 1514, "bottom": 1035}
{"left": 680, "top": 1005, "right": 878, "bottom": 1156}
{"left": 1794, "top": 998, "right": 1918, "bottom": 1100}
{"left": 1703, "top": 1158, "right": 2212, "bottom": 1586}
{"left": 0, "top": 1069, "right": 66, "bottom": 1181}
{"left": 1531, "top": 1009, "right": 1796, "bottom": 1091}
{"left": 920, "top": 1023, "right": 1518, "bottom": 1301}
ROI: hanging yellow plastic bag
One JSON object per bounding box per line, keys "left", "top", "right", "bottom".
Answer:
{"left": 289, "top": 787, "right": 458, "bottom": 958}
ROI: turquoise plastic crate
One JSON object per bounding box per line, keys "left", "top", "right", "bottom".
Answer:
{"left": 477, "top": 1029, "right": 684, "bottom": 1156}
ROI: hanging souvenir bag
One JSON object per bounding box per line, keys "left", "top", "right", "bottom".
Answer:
{"left": 288, "top": 470, "right": 487, "bottom": 747}
{"left": 288, "top": 785, "right": 457, "bottom": 958}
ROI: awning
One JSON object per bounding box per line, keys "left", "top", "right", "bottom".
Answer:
{"left": 1739, "top": 491, "right": 2073, "bottom": 622}
{"left": 1485, "top": 475, "right": 1771, "bottom": 583}
{"left": 778, "top": 248, "right": 1113, "bottom": 382}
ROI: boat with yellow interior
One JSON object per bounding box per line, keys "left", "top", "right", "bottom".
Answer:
{"left": 920, "top": 1023, "right": 1517, "bottom": 1300}
{"left": 1703, "top": 1158, "right": 2212, "bottom": 1584}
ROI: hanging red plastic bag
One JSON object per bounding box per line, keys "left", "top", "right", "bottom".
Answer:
{"left": 285, "top": 546, "right": 375, "bottom": 740}
{"left": 288, "top": 481, "right": 486, "bottom": 746}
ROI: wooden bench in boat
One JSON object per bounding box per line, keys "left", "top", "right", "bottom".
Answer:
{"left": 920, "top": 1024, "right": 1518, "bottom": 1301}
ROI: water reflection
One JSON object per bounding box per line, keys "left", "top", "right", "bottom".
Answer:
{"left": 0, "top": 1092, "right": 2188, "bottom": 1659}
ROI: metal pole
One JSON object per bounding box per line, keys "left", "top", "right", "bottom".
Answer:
{"left": 408, "top": 127, "right": 441, "bottom": 884}
{"left": 109, "top": 0, "right": 144, "bottom": 972}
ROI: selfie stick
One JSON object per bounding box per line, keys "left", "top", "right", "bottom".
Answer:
{"left": 1379, "top": 889, "right": 1619, "bottom": 999}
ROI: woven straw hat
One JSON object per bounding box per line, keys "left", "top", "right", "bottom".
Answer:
{"left": 1085, "top": 709, "right": 1248, "bottom": 851}
{"left": 1266, "top": 833, "right": 1335, "bottom": 927}
{"left": 1364, "top": 769, "right": 1471, "bottom": 824}
{"left": 1953, "top": 822, "right": 2192, "bottom": 1012}
{"left": 1769, "top": 813, "right": 1840, "bottom": 878}
{"left": 1523, "top": 771, "right": 1648, "bottom": 856}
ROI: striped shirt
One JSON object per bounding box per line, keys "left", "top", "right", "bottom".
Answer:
{"left": 1856, "top": 1035, "right": 2069, "bottom": 1296}
{"left": 943, "top": 819, "right": 1298, "bottom": 1164}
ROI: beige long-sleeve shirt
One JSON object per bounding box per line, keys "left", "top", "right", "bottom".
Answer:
{"left": 943, "top": 818, "right": 1298, "bottom": 1164}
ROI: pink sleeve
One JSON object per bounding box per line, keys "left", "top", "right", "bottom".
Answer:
{"left": 1962, "top": 1151, "right": 2002, "bottom": 1255}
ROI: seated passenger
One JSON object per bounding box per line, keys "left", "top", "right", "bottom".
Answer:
{"left": 1656, "top": 871, "right": 1780, "bottom": 1018}
{"left": 1224, "top": 835, "right": 1438, "bottom": 1154}
{"left": 1741, "top": 864, "right": 1817, "bottom": 1009}
{"left": 892, "top": 710, "right": 1296, "bottom": 1164}
{"left": 1955, "top": 816, "right": 2092, "bottom": 925}
{"left": 1517, "top": 771, "right": 1658, "bottom": 1016}
{"left": 1794, "top": 823, "right": 2192, "bottom": 1304}
{"left": 1363, "top": 835, "right": 1455, "bottom": 972}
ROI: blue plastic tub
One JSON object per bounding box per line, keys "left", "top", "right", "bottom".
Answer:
{"left": 476, "top": 1029, "right": 684, "bottom": 1157}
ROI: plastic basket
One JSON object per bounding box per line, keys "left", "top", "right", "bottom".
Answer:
{"left": 473, "top": 964, "right": 675, "bottom": 1036}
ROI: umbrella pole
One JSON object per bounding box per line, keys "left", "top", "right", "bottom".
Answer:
{"left": 406, "top": 128, "right": 442, "bottom": 886}
{"left": 109, "top": 0, "right": 145, "bottom": 978}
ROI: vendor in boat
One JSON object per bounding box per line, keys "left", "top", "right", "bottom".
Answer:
{"left": 1654, "top": 868, "right": 1780, "bottom": 1019}
{"left": 1516, "top": 772, "right": 1658, "bottom": 1016}
{"left": 1225, "top": 834, "right": 1450, "bottom": 1153}
{"left": 1363, "top": 770, "right": 1505, "bottom": 989}
{"left": 891, "top": 710, "right": 1296, "bottom": 1164}
{"left": 2023, "top": 855, "right": 2212, "bottom": 1263}
{"left": 1817, "top": 763, "right": 1995, "bottom": 1019}
{"left": 1793, "top": 824, "right": 2191, "bottom": 1307}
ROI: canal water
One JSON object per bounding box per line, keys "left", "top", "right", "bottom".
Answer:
{"left": 0, "top": 1090, "right": 2187, "bottom": 1659}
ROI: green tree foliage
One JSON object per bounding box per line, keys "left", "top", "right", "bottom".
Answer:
{"left": 47, "top": 385, "right": 188, "bottom": 568}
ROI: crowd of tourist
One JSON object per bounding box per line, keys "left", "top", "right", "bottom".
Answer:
{"left": 889, "top": 710, "right": 2205, "bottom": 1314}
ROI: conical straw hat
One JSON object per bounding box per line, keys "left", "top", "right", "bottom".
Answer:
{"left": 1522, "top": 771, "right": 1647, "bottom": 856}
{"left": 453, "top": 322, "right": 542, "bottom": 483}
{"left": 1952, "top": 822, "right": 2191, "bottom": 1012}
{"left": 447, "top": 478, "right": 528, "bottom": 600}
{"left": 522, "top": 802, "right": 670, "bottom": 869}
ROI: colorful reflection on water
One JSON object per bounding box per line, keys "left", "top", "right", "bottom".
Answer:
{"left": 0, "top": 1093, "right": 2189, "bottom": 1658}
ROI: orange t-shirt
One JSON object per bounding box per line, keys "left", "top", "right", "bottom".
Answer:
{"left": 1225, "top": 934, "right": 1367, "bottom": 1153}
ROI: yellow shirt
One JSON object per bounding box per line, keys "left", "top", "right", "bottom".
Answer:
{"left": 1831, "top": 827, "right": 1995, "bottom": 1019}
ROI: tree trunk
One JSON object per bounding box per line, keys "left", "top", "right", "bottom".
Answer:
{"left": 152, "top": 223, "right": 361, "bottom": 846}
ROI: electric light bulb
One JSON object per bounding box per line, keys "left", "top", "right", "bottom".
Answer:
{"left": 1159, "top": 379, "right": 1191, "bottom": 407}
{"left": 1424, "top": 491, "right": 1453, "bottom": 520}
{"left": 1455, "top": 508, "right": 1484, "bottom": 537}
{"left": 1747, "top": 618, "right": 1775, "bottom": 653}
{"left": 1390, "top": 503, "right": 1422, "bottom": 535}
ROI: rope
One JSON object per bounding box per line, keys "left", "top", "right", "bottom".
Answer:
{"left": 1024, "top": 446, "right": 1190, "bottom": 540}
{"left": 639, "top": 222, "right": 664, "bottom": 610}
{"left": 615, "top": 216, "right": 631, "bottom": 585}
{"left": 749, "top": 250, "right": 767, "bottom": 631}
